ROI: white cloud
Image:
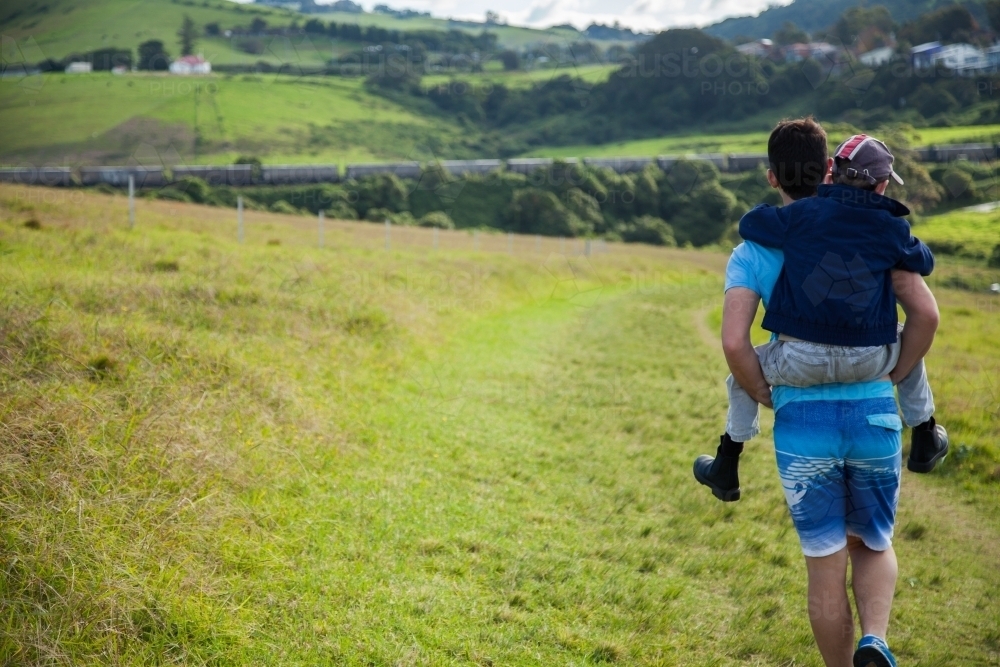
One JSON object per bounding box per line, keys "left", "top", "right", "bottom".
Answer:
{"left": 238, "top": 0, "right": 794, "bottom": 32}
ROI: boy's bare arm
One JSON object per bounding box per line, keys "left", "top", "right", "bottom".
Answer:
{"left": 721, "top": 287, "right": 773, "bottom": 408}
{"left": 890, "top": 270, "right": 940, "bottom": 384}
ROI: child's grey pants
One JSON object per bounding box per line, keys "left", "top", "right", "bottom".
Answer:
{"left": 727, "top": 336, "right": 935, "bottom": 442}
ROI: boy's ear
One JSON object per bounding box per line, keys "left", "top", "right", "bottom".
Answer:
{"left": 875, "top": 180, "right": 889, "bottom": 195}
{"left": 823, "top": 157, "right": 834, "bottom": 185}
{"left": 766, "top": 169, "right": 780, "bottom": 190}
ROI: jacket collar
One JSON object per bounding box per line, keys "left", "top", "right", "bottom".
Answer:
{"left": 817, "top": 184, "right": 910, "bottom": 217}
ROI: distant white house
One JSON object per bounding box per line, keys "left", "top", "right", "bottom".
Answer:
{"left": 169, "top": 55, "right": 211, "bottom": 75}
{"left": 736, "top": 39, "right": 773, "bottom": 58}
{"left": 783, "top": 42, "right": 839, "bottom": 63}
{"left": 932, "top": 43, "right": 988, "bottom": 73}
{"left": 987, "top": 44, "right": 1000, "bottom": 68}
{"left": 911, "top": 41, "right": 942, "bottom": 69}
{"left": 65, "top": 62, "right": 92, "bottom": 74}
{"left": 859, "top": 46, "right": 895, "bottom": 68}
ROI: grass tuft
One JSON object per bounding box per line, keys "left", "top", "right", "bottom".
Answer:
{"left": 343, "top": 307, "right": 390, "bottom": 336}
{"left": 901, "top": 522, "right": 928, "bottom": 541}
{"left": 589, "top": 642, "right": 624, "bottom": 663}
{"left": 150, "top": 259, "right": 180, "bottom": 272}
{"left": 23, "top": 218, "right": 42, "bottom": 230}
{"left": 84, "top": 355, "right": 119, "bottom": 382}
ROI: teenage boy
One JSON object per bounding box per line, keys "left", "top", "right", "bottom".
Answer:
{"left": 694, "top": 123, "right": 949, "bottom": 504}
{"left": 698, "top": 119, "right": 946, "bottom": 667}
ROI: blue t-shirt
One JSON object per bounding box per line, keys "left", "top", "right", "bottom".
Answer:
{"left": 724, "top": 241, "right": 894, "bottom": 411}
{"left": 725, "top": 241, "right": 783, "bottom": 310}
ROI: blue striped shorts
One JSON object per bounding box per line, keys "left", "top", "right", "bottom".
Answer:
{"left": 773, "top": 397, "right": 903, "bottom": 558}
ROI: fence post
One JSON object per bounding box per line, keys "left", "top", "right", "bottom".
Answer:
{"left": 433, "top": 226, "right": 439, "bottom": 250}
{"left": 237, "top": 195, "right": 244, "bottom": 244}
{"left": 535, "top": 234, "right": 541, "bottom": 253}
{"left": 127, "top": 174, "right": 135, "bottom": 229}
{"left": 507, "top": 231, "right": 513, "bottom": 253}
{"left": 473, "top": 229, "right": 479, "bottom": 251}
{"left": 560, "top": 236, "right": 566, "bottom": 255}
{"left": 318, "top": 209, "right": 325, "bottom": 248}
{"left": 384, "top": 218, "right": 390, "bottom": 251}
{"left": 585, "top": 239, "right": 591, "bottom": 257}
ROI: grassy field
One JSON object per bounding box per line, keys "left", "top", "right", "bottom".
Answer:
{"left": 306, "top": 10, "right": 586, "bottom": 49}
{"left": 1, "top": 0, "right": 295, "bottom": 64}
{"left": 1, "top": 183, "right": 998, "bottom": 665}
{"left": 0, "top": 73, "right": 474, "bottom": 166}
{"left": 422, "top": 64, "right": 618, "bottom": 90}
{"left": 0, "top": 68, "right": 612, "bottom": 166}
{"left": 915, "top": 205, "right": 1000, "bottom": 261}
{"left": 525, "top": 124, "right": 1000, "bottom": 159}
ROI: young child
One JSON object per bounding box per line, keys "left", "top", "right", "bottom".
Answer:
{"left": 694, "top": 123, "right": 949, "bottom": 503}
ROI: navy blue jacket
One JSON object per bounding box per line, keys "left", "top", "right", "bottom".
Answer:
{"left": 739, "top": 184, "right": 934, "bottom": 346}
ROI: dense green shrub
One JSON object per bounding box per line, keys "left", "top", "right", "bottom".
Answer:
{"left": 910, "top": 85, "right": 960, "bottom": 118}
{"left": 988, "top": 244, "right": 1000, "bottom": 268}
{"left": 270, "top": 200, "right": 300, "bottom": 215}
{"left": 506, "top": 188, "right": 588, "bottom": 237}
{"left": 116, "top": 163, "right": 750, "bottom": 246}
{"left": 668, "top": 182, "right": 741, "bottom": 247}
{"left": 137, "top": 40, "right": 170, "bottom": 71}
{"left": 325, "top": 201, "right": 358, "bottom": 220}
{"left": 621, "top": 216, "right": 676, "bottom": 246}
{"left": 167, "top": 177, "right": 212, "bottom": 204}
{"left": 940, "top": 167, "right": 978, "bottom": 201}
{"left": 350, "top": 174, "right": 409, "bottom": 218}
{"left": 418, "top": 211, "right": 455, "bottom": 228}
{"left": 365, "top": 207, "right": 394, "bottom": 222}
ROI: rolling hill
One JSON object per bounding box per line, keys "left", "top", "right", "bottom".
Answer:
{"left": 0, "top": 0, "right": 597, "bottom": 67}
{"left": 0, "top": 66, "right": 622, "bottom": 166}
{"left": 704, "top": 0, "right": 990, "bottom": 41}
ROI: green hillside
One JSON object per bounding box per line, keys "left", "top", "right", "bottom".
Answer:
{"left": 303, "top": 10, "right": 584, "bottom": 48}
{"left": 0, "top": 0, "right": 590, "bottom": 67}
{"left": 524, "top": 124, "right": 1000, "bottom": 159}
{"left": 704, "top": 0, "right": 988, "bottom": 41}
{"left": 0, "top": 69, "right": 612, "bottom": 166}
{"left": 1, "top": 0, "right": 294, "bottom": 64}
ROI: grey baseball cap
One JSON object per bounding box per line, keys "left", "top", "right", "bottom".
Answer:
{"left": 832, "top": 134, "right": 904, "bottom": 185}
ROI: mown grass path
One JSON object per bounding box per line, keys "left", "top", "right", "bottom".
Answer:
{"left": 247, "top": 274, "right": 1000, "bottom": 665}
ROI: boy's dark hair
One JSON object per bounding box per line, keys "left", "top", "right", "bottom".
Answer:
{"left": 767, "top": 117, "right": 829, "bottom": 200}
{"left": 832, "top": 157, "right": 886, "bottom": 191}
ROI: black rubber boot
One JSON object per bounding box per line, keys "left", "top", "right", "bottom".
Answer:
{"left": 693, "top": 436, "right": 742, "bottom": 502}
{"left": 907, "top": 416, "right": 949, "bottom": 473}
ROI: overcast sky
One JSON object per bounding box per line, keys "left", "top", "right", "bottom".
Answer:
{"left": 243, "top": 0, "right": 794, "bottom": 33}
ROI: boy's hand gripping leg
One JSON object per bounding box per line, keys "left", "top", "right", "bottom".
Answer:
{"left": 694, "top": 288, "right": 770, "bottom": 502}
{"left": 891, "top": 270, "right": 949, "bottom": 473}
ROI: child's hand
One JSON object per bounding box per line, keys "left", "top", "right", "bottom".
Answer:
{"left": 753, "top": 383, "right": 774, "bottom": 409}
